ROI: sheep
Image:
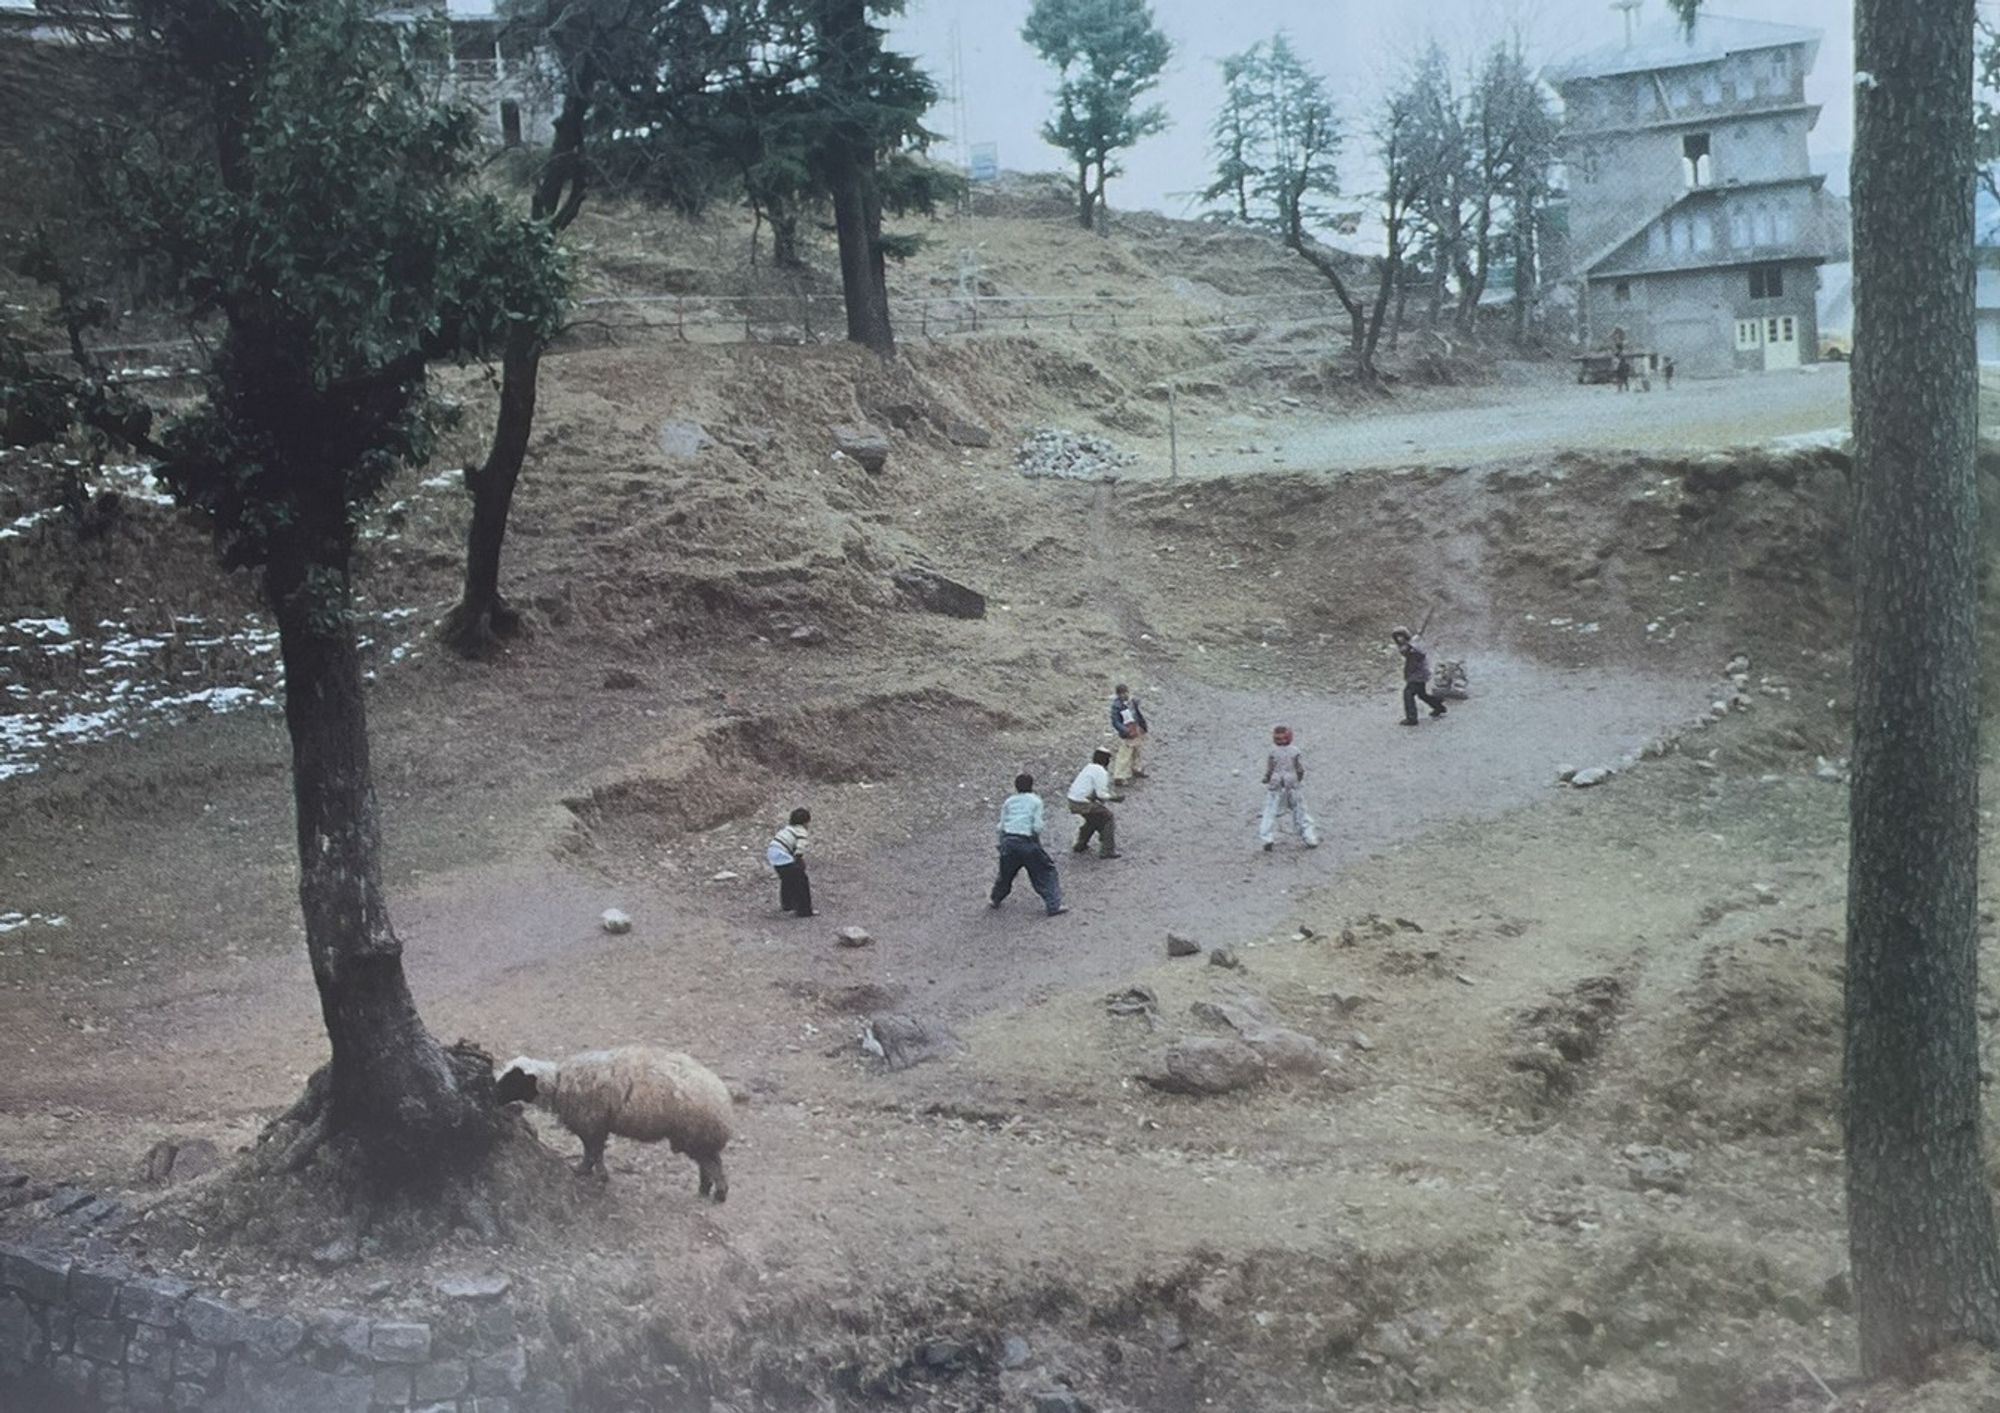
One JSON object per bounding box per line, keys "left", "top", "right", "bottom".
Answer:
{"left": 494, "top": 1046, "right": 732, "bottom": 1201}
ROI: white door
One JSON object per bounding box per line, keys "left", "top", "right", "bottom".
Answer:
{"left": 1762, "top": 314, "right": 1800, "bottom": 370}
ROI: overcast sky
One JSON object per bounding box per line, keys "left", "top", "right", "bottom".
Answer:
{"left": 885, "top": 0, "right": 1859, "bottom": 214}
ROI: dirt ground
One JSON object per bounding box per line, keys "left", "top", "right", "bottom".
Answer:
{"left": 2, "top": 200, "right": 1995, "bottom": 1412}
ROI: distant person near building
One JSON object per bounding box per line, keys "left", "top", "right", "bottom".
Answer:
{"left": 990, "top": 773, "right": 1066, "bottom": 915}
{"left": 1109, "top": 683, "right": 1149, "bottom": 784}
{"left": 1259, "top": 725, "right": 1320, "bottom": 852}
{"left": 1392, "top": 627, "right": 1448, "bottom": 726}
{"left": 1067, "top": 748, "right": 1123, "bottom": 858}
{"left": 767, "top": 807, "right": 814, "bottom": 917}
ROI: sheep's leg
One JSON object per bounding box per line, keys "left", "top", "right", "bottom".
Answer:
{"left": 577, "top": 1132, "right": 607, "bottom": 1178}
{"left": 697, "top": 1153, "right": 728, "bottom": 1203}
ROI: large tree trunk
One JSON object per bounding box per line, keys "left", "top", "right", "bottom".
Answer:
{"left": 818, "top": 0, "right": 894, "bottom": 356}
{"left": 1844, "top": 0, "right": 2000, "bottom": 1378}
{"left": 1077, "top": 159, "right": 1094, "bottom": 230}
{"left": 770, "top": 202, "right": 803, "bottom": 269}
{"left": 826, "top": 140, "right": 894, "bottom": 356}
{"left": 440, "top": 321, "right": 539, "bottom": 656}
{"left": 268, "top": 552, "right": 495, "bottom": 1172}
{"left": 439, "top": 47, "right": 592, "bottom": 661}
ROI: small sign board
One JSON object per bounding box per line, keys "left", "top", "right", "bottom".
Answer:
{"left": 969, "top": 142, "right": 999, "bottom": 182}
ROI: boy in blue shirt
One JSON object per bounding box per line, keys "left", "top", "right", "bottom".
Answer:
{"left": 990, "top": 773, "right": 1067, "bottom": 916}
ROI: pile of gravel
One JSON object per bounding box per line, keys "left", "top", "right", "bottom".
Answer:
{"left": 1014, "top": 428, "right": 1137, "bottom": 481}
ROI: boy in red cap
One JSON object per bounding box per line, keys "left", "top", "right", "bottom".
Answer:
{"left": 1260, "top": 725, "right": 1320, "bottom": 851}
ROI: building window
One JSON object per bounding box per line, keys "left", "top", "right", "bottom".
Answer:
{"left": 499, "top": 99, "right": 522, "bottom": 147}
{"left": 1736, "top": 319, "right": 1763, "bottom": 350}
{"left": 1728, "top": 205, "right": 1751, "bottom": 247}
{"left": 1749, "top": 264, "right": 1785, "bottom": 299}
{"left": 1683, "top": 134, "right": 1712, "bottom": 187}
{"left": 1614, "top": 281, "right": 1631, "bottom": 302}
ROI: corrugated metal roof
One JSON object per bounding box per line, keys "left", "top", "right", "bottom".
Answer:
{"left": 1547, "top": 13, "right": 1821, "bottom": 83}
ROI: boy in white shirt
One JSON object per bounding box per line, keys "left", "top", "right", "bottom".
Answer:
{"left": 767, "top": 806, "right": 814, "bottom": 916}
{"left": 1066, "top": 748, "right": 1123, "bottom": 858}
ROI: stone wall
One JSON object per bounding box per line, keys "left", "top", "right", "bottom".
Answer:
{"left": 0, "top": 1237, "right": 569, "bottom": 1413}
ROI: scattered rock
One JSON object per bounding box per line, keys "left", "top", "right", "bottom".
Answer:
{"left": 1032, "top": 1393, "right": 1091, "bottom": 1413}
{"left": 836, "top": 925, "right": 874, "bottom": 948}
{"left": 1822, "top": 1270, "right": 1853, "bottom": 1312}
{"left": 1560, "top": 1309, "right": 1595, "bottom": 1337}
{"left": 862, "top": 1014, "right": 962, "bottom": 1070}
{"left": 832, "top": 424, "right": 892, "bottom": 473}
{"left": 711, "top": 870, "right": 740, "bottom": 882}
{"left": 1815, "top": 755, "right": 1849, "bottom": 782}
{"left": 918, "top": 1339, "right": 968, "bottom": 1370}
{"left": 311, "top": 1236, "right": 360, "bottom": 1269}
{"left": 1725, "top": 653, "right": 1751, "bottom": 676}
{"left": 1106, "top": 985, "right": 1159, "bottom": 1017}
{"left": 943, "top": 417, "right": 995, "bottom": 448}
{"left": 1137, "top": 1036, "right": 1268, "bottom": 1096}
{"left": 868, "top": 399, "right": 926, "bottom": 431}
{"left": 1624, "top": 1143, "right": 1692, "bottom": 1194}
{"left": 785, "top": 624, "right": 826, "bottom": 647}
{"left": 599, "top": 909, "right": 632, "bottom": 936}
{"left": 656, "top": 419, "right": 715, "bottom": 460}
{"left": 599, "top": 667, "right": 645, "bottom": 690}
{"left": 891, "top": 566, "right": 987, "bottom": 619}
{"left": 1208, "top": 947, "right": 1242, "bottom": 970}
{"left": 139, "top": 1137, "right": 222, "bottom": 1186}
{"left": 1189, "top": 994, "right": 1277, "bottom": 1034}
{"left": 1241, "top": 1026, "right": 1333, "bottom": 1075}
{"left": 1350, "top": 1030, "right": 1376, "bottom": 1052}
{"left": 1568, "top": 767, "right": 1614, "bottom": 788}
{"left": 999, "top": 1334, "right": 1033, "bottom": 1369}
{"left": 1166, "top": 932, "right": 1202, "bottom": 958}
{"left": 1014, "top": 427, "right": 1136, "bottom": 481}
{"left": 433, "top": 1274, "right": 512, "bottom": 1302}
{"left": 1556, "top": 763, "right": 1578, "bottom": 783}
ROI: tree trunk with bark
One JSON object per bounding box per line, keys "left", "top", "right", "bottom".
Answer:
{"left": 1845, "top": 0, "right": 2000, "bottom": 1377}
{"left": 440, "top": 44, "right": 592, "bottom": 659}
{"left": 770, "top": 202, "right": 803, "bottom": 269}
{"left": 439, "top": 321, "right": 539, "bottom": 656}
{"left": 818, "top": 0, "right": 895, "bottom": 356}
{"left": 1076, "top": 159, "right": 1095, "bottom": 230}
{"left": 825, "top": 140, "right": 895, "bottom": 356}
{"left": 268, "top": 550, "right": 497, "bottom": 1173}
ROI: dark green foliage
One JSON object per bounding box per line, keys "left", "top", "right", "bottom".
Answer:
{"left": 1021, "top": 0, "right": 1172, "bottom": 229}
{"left": 52, "top": 0, "right": 567, "bottom": 569}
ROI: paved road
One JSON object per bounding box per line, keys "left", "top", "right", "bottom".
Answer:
{"left": 1169, "top": 363, "right": 1852, "bottom": 476}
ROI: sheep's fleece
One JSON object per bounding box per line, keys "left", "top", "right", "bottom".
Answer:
{"left": 496, "top": 1046, "right": 732, "bottom": 1200}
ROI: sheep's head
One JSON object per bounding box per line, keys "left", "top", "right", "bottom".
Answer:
{"left": 495, "top": 1056, "right": 557, "bottom": 1109}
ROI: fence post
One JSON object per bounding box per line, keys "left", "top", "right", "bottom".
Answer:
{"left": 1168, "top": 382, "right": 1179, "bottom": 481}
{"left": 676, "top": 298, "right": 686, "bottom": 343}
{"left": 971, "top": 300, "right": 980, "bottom": 334}
{"left": 801, "top": 292, "right": 813, "bottom": 342}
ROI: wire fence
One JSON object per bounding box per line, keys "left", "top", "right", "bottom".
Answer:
{"left": 566, "top": 287, "right": 1364, "bottom": 347}
{"left": 26, "top": 287, "right": 1366, "bottom": 374}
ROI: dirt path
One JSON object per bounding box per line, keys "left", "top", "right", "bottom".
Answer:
{"left": 0, "top": 645, "right": 1709, "bottom": 1148}
{"left": 1172, "top": 365, "right": 1851, "bottom": 477}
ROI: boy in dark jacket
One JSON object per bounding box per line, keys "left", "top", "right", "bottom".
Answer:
{"left": 1392, "top": 627, "right": 1448, "bottom": 725}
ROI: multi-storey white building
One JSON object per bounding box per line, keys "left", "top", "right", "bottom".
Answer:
{"left": 1549, "top": 13, "right": 1849, "bottom": 375}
